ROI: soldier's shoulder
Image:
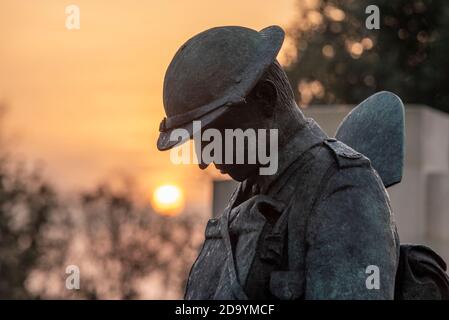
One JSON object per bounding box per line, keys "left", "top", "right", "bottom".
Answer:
{"left": 319, "top": 139, "right": 387, "bottom": 196}
{"left": 322, "top": 138, "right": 370, "bottom": 169}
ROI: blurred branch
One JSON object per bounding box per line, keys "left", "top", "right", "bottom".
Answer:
{"left": 286, "top": 0, "right": 449, "bottom": 113}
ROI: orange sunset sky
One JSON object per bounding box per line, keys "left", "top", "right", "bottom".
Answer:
{"left": 0, "top": 0, "right": 298, "bottom": 215}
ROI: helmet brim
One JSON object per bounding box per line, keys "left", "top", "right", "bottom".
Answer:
{"left": 157, "top": 105, "right": 231, "bottom": 151}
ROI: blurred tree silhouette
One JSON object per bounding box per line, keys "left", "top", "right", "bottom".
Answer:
{"left": 0, "top": 156, "right": 72, "bottom": 299}
{"left": 76, "top": 185, "right": 202, "bottom": 299}
{"left": 0, "top": 103, "right": 73, "bottom": 299}
{"left": 0, "top": 106, "right": 202, "bottom": 299}
{"left": 286, "top": 0, "right": 449, "bottom": 113}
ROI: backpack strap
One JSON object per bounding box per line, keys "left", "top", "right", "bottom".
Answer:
{"left": 220, "top": 185, "right": 249, "bottom": 299}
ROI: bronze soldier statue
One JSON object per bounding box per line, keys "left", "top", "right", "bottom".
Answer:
{"left": 157, "top": 25, "right": 449, "bottom": 299}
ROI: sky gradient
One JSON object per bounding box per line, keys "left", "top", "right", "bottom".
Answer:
{"left": 0, "top": 0, "right": 297, "bottom": 215}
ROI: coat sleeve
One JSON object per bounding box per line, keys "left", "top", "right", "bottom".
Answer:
{"left": 304, "top": 166, "right": 399, "bottom": 299}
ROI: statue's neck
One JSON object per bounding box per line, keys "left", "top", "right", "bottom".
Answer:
{"left": 272, "top": 101, "right": 307, "bottom": 149}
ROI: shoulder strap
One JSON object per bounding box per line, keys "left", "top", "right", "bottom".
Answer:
{"left": 220, "top": 187, "right": 249, "bottom": 299}
{"left": 323, "top": 138, "right": 370, "bottom": 169}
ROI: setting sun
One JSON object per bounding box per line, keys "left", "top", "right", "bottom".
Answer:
{"left": 152, "top": 184, "right": 184, "bottom": 215}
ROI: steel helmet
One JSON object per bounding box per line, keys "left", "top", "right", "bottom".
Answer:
{"left": 157, "top": 25, "right": 285, "bottom": 151}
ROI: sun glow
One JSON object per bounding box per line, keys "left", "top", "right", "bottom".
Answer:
{"left": 152, "top": 184, "right": 184, "bottom": 215}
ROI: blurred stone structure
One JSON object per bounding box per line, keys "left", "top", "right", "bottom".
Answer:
{"left": 212, "top": 105, "right": 449, "bottom": 262}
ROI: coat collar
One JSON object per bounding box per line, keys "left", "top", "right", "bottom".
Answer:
{"left": 249, "top": 117, "right": 328, "bottom": 195}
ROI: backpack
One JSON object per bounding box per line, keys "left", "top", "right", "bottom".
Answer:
{"left": 395, "top": 244, "right": 449, "bottom": 299}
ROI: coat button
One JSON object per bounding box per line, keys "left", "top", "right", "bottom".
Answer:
{"left": 252, "top": 184, "right": 260, "bottom": 195}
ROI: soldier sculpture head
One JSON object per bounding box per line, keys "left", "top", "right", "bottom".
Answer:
{"left": 157, "top": 25, "right": 306, "bottom": 181}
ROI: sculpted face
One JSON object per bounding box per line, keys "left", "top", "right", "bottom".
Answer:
{"left": 194, "top": 80, "right": 277, "bottom": 182}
